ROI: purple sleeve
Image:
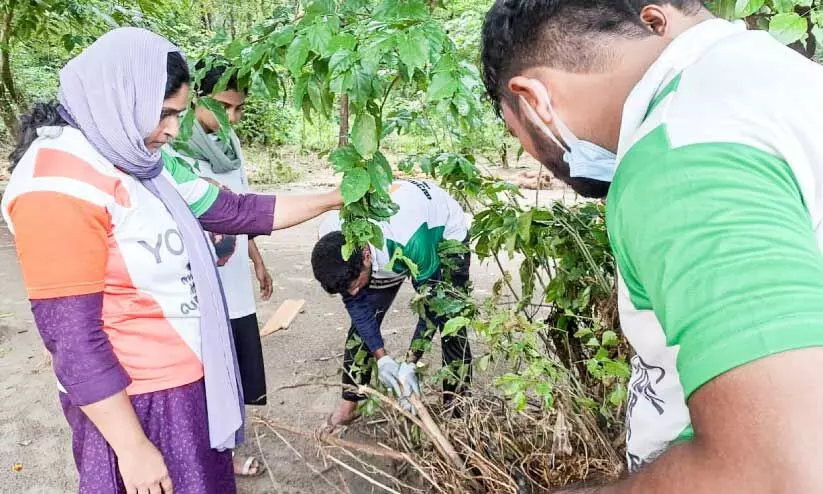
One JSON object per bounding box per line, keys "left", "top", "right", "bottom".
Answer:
{"left": 199, "top": 189, "right": 276, "bottom": 236}
{"left": 31, "top": 293, "right": 131, "bottom": 406}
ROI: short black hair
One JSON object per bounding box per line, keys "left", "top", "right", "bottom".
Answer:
{"left": 481, "top": 0, "right": 704, "bottom": 115}
{"left": 194, "top": 59, "right": 243, "bottom": 96}
{"left": 165, "top": 51, "right": 191, "bottom": 99}
{"left": 311, "top": 232, "right": 365, "bottom": 295}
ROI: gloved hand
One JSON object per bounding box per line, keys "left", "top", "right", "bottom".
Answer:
{"left": 377, "top": 356, "right": 402, "bottom": 397}
{"left": 398, "top": 362, "right": 420, "bottom": 415}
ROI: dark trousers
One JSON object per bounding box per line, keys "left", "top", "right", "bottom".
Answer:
{"left": 231, "top": 313, "right": 267, "bottom": 406}
{"left": 341, "top": 251, "right": 472, "bottom": 403}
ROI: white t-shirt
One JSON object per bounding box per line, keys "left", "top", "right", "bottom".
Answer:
{"left": 319, "top": 179, "right": 468, "bottom": 282}
{"left": 171, "top": 141, "right": 257, "bottom": 320}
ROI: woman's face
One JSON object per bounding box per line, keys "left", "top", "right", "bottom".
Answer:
{"left": 144, "top": 84, "right": 190, "bottom": 152}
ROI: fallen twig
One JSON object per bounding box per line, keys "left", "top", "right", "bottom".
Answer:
{"left": 325, "top": 455, "right": 401, "bottom": 494}
{"left": 254, "top": 425, "right": 280, "bottom": 493}
{"left": 254, "top": 417, "right": 407, "bottom": 462}
{"left": 269, "top": 426, "right": 346, "bottom": 494}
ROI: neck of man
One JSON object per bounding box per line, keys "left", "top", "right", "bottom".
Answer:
{"left": 564, "top": 11, "right": 713, "bottom": 151}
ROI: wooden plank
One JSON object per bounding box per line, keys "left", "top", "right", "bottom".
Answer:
{"left": 260, "top": 299, "right": 305, "bottom": 337}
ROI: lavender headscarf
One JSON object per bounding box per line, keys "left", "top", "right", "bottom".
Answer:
{"left": 57, "top": 27, "right": 243, "bottom": 450}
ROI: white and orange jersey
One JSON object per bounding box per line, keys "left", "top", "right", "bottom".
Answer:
{"left": 2, "top": 127, "right": 221, "bottom": 395}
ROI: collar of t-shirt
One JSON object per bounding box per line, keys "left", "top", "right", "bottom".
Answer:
{"left": 616, "top": 19, "right": 747, "bottom": 162}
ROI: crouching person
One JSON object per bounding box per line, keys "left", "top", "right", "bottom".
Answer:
{"left": 311, "top": 179, "right": 472, "bottom": 431}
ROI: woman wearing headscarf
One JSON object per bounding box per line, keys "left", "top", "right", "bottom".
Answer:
{"left": 2, "top": 28, "right": 342, "bottom": 493}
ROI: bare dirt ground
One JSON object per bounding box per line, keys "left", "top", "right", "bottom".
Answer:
{"left": 0, "top": 154, "right": 577, "bottom": 493}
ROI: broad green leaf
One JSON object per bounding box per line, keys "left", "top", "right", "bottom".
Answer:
{"left": 327, "top": 33, "right": 357, "bottom": 55}
{"left": 734, "top": 0, "right": 765, "bottom": 17}
{"left": 376, "top": 0, "right": 429, "bottom": 21}
{"left": 609, "top": 384, "right": 627, "bottom": 406}
{"left": 368, "top": 152, "right": 393, "bottom": 190}
{"left": 341, "top": 167, "right": 371, "bottom": 205}
{"left": 513, "top": 391, "right": 528, "bottom": 411}
{"left": 602, "top": 360, "right": 631, "bottom": 379}
{"left": 573, "top": 327, "right": 593, "bottom": 339}
{"left": 772, "top": 0, "right": 796, "bottom": 13}
{"left": 517, "top": 209, "right": 533, "bottom": 243}
{"left": 368, "top": 160, "right": 391, "bottom": 191}
{"left": 307, "top": 78, "right": 329, "bottom": 116}
{"left": 396, "top": 32, "right": 429, "bottom": 76}
{"left": 601, "top": 330, "right": 619, "bottom": 347}
{"left": 476, "top": 354, "right": 491, "bottom": 372}
{"left": 585, "top": 337, "right": 600, "bottom": 347}
{"left": 349, "top": 68, "right": 373, "bottom": 108}
{"left": 272, "top": 26, "right": 296, "bottom": 47}
{"left": 225, "top": 39, "right": 245, "bottom": 59}
{"left": 814, "top": 25, "right": 823, "bottom": 53}
{"left": 769, "top": 13, "right": 808, "bottom": 45}
{"left": 176, "top": 109, "right": 195, "bottom": 143}
{"left": 199, "top": 97, "right": 232, "bottom": 147}
{"left": 370, "top": 222, "right": 385, "bottom": 249}
{"left": 293, "top": 74, "right": 309, "bottom": 109}
{"left": 427, "top": 72, "right": 458, "bottom": 101}
{"left": 351, "top": 113, "right": 378, "bottom": 157}
{"left": 442, "top": 316, "right": 470, "bottom": 338}
{"left": 286, "top": 36, "right": 311, "bottom": 75}
{"left": 329, "top": 49, "right": 357, "bottom": 75}
{"left": 330, "top": 146, "right": 362, "bottom": 173}
{"left": 341, "top": 240, "right": 355, "bottom": 261}
{"left": 452, "top": 92, "right": 471, "bottom": 117}
{"left": 306, "top": 22, "right": 333, "bottom": 54}
{"left": 306, "top": 0, "right": 335, "bottom": 16}
{"left": 535, "top": 382, "right": 553, "bottom": 397}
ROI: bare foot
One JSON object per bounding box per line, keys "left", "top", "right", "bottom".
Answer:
{"left": 232, "top": 453, "right": 264, "bottom": 477}
{"left": 324, "top": 400, "right": 360, "bottom": 434}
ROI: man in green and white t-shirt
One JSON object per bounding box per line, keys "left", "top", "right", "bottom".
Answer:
{"left": 312, "top": 179, "right": 472, "bottom": 430}
{"left": 481, "top": 0, "right": 823, "bottom": 490}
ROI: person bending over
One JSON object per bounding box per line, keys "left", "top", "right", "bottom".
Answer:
{"left": 312, "top": 179, "right": 472, "bottom": 430}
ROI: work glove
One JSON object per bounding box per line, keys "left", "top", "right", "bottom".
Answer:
{"left": 377, "top": 356, "right": 402, "bottom": 397}
{"left": 398, "top": 362, "right": 420, "bottom": 415}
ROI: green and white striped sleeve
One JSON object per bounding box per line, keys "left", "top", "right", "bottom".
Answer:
{"left": 160, "top": 150, "right": 219, "bottom": 218}
{"left": 608, "top": 128, "right": 823, "bottom": 399}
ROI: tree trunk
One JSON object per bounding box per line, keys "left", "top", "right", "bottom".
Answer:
{"left": 0, "top": 3, "right": 19, "bottom": 137}
{"left": 1, "top": 49, "right": 21, "bottom": 108}
{"left": 228, "top": 8, "right": 236, "bottom": 39}
{"left": 500, "top": 142, "right": 509, "bottom": 169}
{"left": 338, "top": 94, "right": 349, "bottom": 148}
{"left": 0, "top": 81, "right": 19, "bottom": 138}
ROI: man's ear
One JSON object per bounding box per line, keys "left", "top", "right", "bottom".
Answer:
{"left": 362, "top": 247, "right": 371, "bottom": 263}
{"left": 508, "top": 75, "right": 553, "bottom": 124}
{"left": 639, "top": 5, "right": 669, "bottom": 36}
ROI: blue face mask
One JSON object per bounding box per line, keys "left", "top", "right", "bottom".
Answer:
{"left": 520, "top": 95, "right": 617, "bottom": 182}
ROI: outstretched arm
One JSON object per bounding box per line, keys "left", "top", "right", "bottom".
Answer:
{"left": 272, "top": 189, "right": 343, "bottom": 230}
{"left": 163, "top": 150, "right": 342, "bottom": 235}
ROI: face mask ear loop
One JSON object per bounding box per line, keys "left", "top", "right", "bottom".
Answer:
{"left": 544, "top": 98, "right": 580, "bottom": 150}
{"left": 519, "top": 95, "right": 569, "bottom": 153}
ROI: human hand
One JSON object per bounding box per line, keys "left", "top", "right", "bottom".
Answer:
{"left": 254, "top": 261, "right": 273, "bottom": 301}
{"left": 398, "top": 362, "right": 420, "bottom": 415}
{"left": 117, "top": 437, "right": 173, "bottom": 494}
{"left": 377, "top": 355, "right": 402, "bottom": 397}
